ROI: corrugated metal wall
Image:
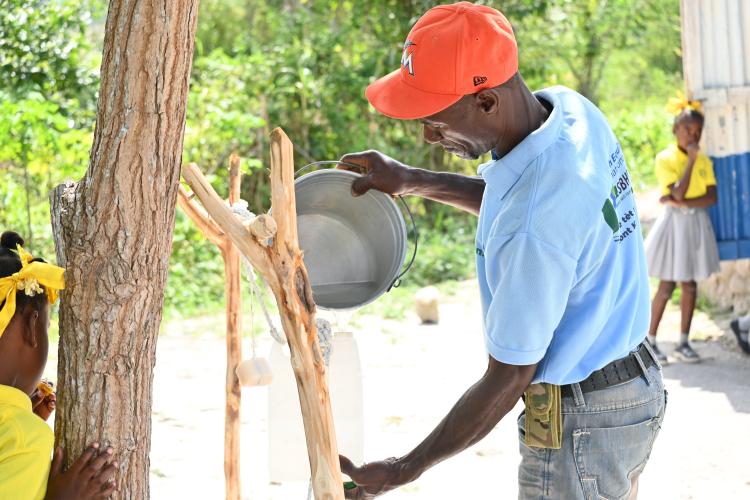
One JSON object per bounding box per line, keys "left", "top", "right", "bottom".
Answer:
{"left": 681, "top": 0, "right": 750, "bottom": 260}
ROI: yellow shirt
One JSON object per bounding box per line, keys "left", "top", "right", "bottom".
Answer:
{"left": 655, "top": 143, "right": 716, "bottom": 199}
{"left": 0, "top": 385, "right": 53, "bottom": 500}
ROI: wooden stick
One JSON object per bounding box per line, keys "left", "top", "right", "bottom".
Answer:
{"left": 177, "top": 186, "right": 224, "bottom": 246}
{"left": 182, "top": 163, "right": 276, "bottom": 287}
{"left": 229, "top": 154, "right": 241, "bottom": 205}
{"left": 224, "top": 156, "right": 242, "bottom": 500}
{"left": 268, "top": 128, "right": 343, "bottom": 500}
{"left": 177, "top": 160, "right": 244, "bottom": 500}
{"left": 269, "top": 128, "right": 299, "bottom": 252}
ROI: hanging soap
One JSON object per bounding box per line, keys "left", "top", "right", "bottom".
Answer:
{"left": 236, "top": 357, "right": 273, "bottom": 386}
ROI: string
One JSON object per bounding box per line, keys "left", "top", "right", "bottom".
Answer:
{"left": 230, "top": 201, "right": 285, "bottom": 345}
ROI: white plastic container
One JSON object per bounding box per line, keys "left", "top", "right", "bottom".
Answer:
{"left": 328, "top": 332, "right": 364, "bottom": 463}
{"left": 268, "top": 331, "right": 364, "bottom": 482}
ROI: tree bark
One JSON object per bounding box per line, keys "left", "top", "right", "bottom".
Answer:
{"left": 49, "top": 1, "right": 199, "bottom": 498}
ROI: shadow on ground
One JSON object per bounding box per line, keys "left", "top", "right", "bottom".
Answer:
{"left": 660, "top": 336, "right": 750, "bottom": 413}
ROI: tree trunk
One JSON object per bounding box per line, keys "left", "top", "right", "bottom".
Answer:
{"left": 49, "top": 1, "right": 199, "bottom": 498}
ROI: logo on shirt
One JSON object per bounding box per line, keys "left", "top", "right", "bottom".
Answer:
{"left": 604, "top": 145, "right": 640, "bottom": 241}
{"left": 401, "top": 40, "right": 415, "bottom": 76}
{"left": 610, "top": 170, "right": 632, "bottom": 205}
{"left": 609, "top": 186, "right": 619, "bottom": 209}
{"left": 601, "top": 199, "right": 620, "bottom": 234}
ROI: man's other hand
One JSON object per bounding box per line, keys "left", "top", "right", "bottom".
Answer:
{"left": 340, "top": 454, "right": 411, "bottom": 499}
{"left": 337, "top": 150, "right": 414, "bottom": 197}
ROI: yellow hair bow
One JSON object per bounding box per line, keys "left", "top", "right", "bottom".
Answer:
{"left": 0, "top": 245, "right": 65, "bottom": 338}
{"left": 666, "top": 90, "right": 702, "bottom": 115}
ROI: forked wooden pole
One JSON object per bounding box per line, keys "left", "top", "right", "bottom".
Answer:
{"left": 181, "top": 128, "right": 343, "bottom": 500}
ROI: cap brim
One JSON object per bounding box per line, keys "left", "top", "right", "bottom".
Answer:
{"left": 365, "top": 69, "right": 463, "bottom": 120}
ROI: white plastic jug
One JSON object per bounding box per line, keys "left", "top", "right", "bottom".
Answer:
{"left": 268, "top": 331, "right": 364, "bottom": 482}
{"left": 328, "top": 332, "right": 364, "bottom": 462}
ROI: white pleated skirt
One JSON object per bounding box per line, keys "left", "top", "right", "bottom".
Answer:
{"left": 644, "top": 206, "right": 720, "bottom": 282}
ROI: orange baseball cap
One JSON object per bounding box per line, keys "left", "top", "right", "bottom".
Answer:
{"left": 366, "top": 2, "right": 518, "bottom": 120}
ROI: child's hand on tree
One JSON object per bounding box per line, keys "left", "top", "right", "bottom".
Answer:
{"left": 45, "top": 443, "right": 118, "bottom": 500}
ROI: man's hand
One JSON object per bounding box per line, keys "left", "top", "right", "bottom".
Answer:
{"left": 337, "top": 150, "right": 414, "bottom": 197}
{"left": 338, "top": 358, "right": 536, "bottom": 498}
{"left": 31, "top": 385, "right": 56, "bottom": 422}
{"left": 340, "top": 455, "right": 410, "bottom": 499}
{"left": 45, "top": 443, "right": 118, "bottom": 500}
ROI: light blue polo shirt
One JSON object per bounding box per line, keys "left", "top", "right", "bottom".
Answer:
{"left": 476, "top": 86, "right": 650, "bottom": 385}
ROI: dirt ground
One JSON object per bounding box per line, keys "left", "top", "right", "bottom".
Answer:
{"left": 42, "top": 190, "right": 749, "bottom": 499}
{"left": 141, "top": 276, "right": 750, "bottom": 500}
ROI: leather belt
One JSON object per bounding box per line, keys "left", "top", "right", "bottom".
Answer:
{"left": 561, "top": 341, "right": 656, "bottom": 398}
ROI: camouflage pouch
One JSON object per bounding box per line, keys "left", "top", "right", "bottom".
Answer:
{"left": 524, "top": 383, "right": 562, "bottom": 449}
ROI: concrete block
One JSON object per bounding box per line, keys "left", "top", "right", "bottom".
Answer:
{"left": 415, "top": 286, "right": 440, "bottom": 324}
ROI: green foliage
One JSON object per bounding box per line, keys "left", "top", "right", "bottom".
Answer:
{"left": 406, "top": 214, "right": 477, "bottom": 286}
{"left": 0, "top": 93, "right": 92, "bottom": 255}
{"left": 494, "top": 0, "right": 682, "bottom": 104}
{"left": 0, "top": 0, "right": 686, "bottom": 320}
{"left": 162, "top": 210, "right": 226, "bottom": 316}
{"left": 606, "top": 100, "right": 676, "bottom": 190}
{"left": 0, "top": 0, "right": 99, "bottom": 106}
{"left": 0, "top": 1, "right": 99, "bottom": 257}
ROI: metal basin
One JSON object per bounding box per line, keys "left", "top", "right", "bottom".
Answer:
{"left": 295, "top": 169, "right": 407, "bottom": 309}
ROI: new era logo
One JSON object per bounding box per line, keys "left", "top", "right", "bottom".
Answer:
{"left": 473, "top": 76, "right": 488, "bottom": 86}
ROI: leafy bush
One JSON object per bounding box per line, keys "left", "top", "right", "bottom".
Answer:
{"left": 405, "top": 215, "right": 477, "bottom": 286}
{"left": 162, "top": 210, "right": 226, "bottom": 318}
{"left": 607, "top": 101, "right": 676, "bottom": 190}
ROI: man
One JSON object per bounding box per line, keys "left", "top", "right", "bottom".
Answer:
{"left": 338, "top": 3, "right": 666, "bottom": 499}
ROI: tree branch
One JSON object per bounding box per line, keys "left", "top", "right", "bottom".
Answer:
{"left": 176, "top": 185, "right": 225, "bottom": 247}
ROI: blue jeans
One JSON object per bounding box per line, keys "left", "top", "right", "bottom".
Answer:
{"left": 518, "top": 353, "right": 666, "bottom": 499}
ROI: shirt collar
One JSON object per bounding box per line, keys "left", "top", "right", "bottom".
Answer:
{"left": 0, "top": 384, "right": 32, "bottom": 412}
{"left": 479, "top": 88, "right": 563, "bottom": 199}
{"left": 669, "top": 142, "right": 687, "bottom": 159}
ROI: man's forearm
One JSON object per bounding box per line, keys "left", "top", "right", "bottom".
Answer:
{"left": 405, "top": 168, "right": 485, "bottom": 215}
{"left": 395, "top": 360, "right": 536, "bottom": 483}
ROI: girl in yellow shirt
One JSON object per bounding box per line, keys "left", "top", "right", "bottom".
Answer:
{"left": 0, "top": 231, "right": 117, "bottom": 499}
{"left": 644, "top": 104, "right": 720, "bottom": 363}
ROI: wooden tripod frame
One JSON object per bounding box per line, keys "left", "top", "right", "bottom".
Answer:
{"left": 179, "top": 128, "right": 343, "bottom": 500}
